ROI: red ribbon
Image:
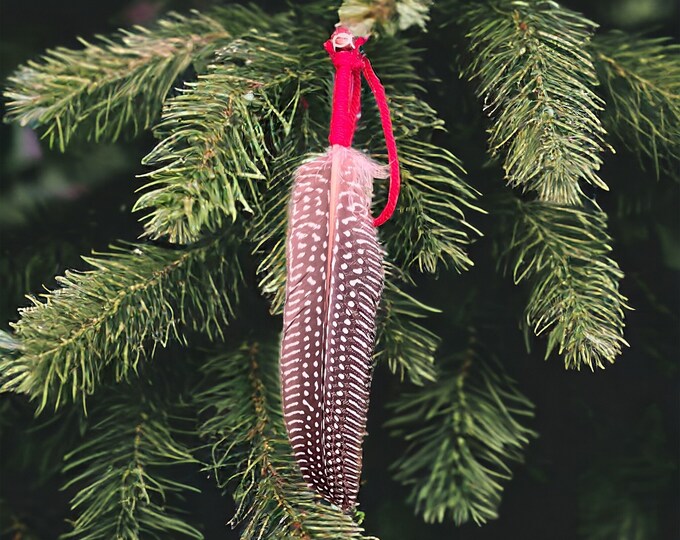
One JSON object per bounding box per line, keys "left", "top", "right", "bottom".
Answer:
{"left": 324, "top": 29, "right": 400, "bottom": 227}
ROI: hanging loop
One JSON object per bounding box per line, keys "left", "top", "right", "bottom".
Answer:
{"left": 325, "top": 28, "right": 401, "bottom": 227}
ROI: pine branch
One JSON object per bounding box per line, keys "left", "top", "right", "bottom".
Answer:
{"left": 61, "top": 387, "right": 202, "bottom": 539}
{"left": 366, "top": 37, "right": 482, "bottom": 273}
{"left": 0, "top": 236, "right": 241, "bottom": 411}
{"left": 4, "top": 12, "right": 229, "bottom": 150}
{"left": 375, "top": 278, "right": 440, "bottom": 385}
{"left": 594, "top": 32, "right": 680, "bottom": 178}
{"left": 466, "top": 0, "right": 608, "bottom": 204}
{"left": 250, "top": 151, "right": 307, "bottom": 316}
{"left": 134, "top": 32, "right": 319, "bottom": 244}
{"left": 196, "top": 343, "right": 374, "bottom": 540}
{"left": 463, "top": 1, "right": 629, "bottom": 368}
{"left": 387, "top": 337, "right": 536, "bottom": 525}
{"left": 382, "top": 140, "right": 483, "bottom": 273}
{"left": 132, "top": 19, "right": 482, "bottom": 260}
{"left": 507, "top": 200, "right": 629, "bottom": 369}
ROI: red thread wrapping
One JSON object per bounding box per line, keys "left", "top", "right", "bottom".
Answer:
{"left": 324, "top": 30, "right": 401, "bottom": 227}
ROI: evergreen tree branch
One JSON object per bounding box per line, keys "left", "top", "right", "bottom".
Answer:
{"left": 387, "top": 335, "right": 536, "bottom": 525}
{"left": 375, "top": 278, "right": 440, "bottom": 385}
{"left": 250, "top": 151, "right": 307, "bottom": 316}
{"left": 506, "top": 200, "right": 629, "bottom": 369}
{"left": 464, "top": 1, "right": 629, "bottom": 367}
{"left": 365, "top": 37, "right": 482, "bottom": 273}
{"left": 382, "top": 139, "right": 483, "bottom": 273}
{"left": 4, "top": 12, "right": 230, "bottom": 150}
{"left": 466, "top": 0, "right": 608, "bottom": 204}
{"left": 593, "top": 32, "right": 680, "bottom": 178}
{"left": 134, "top": 21, "right": 482, "bottom": 261}
{"left": 134, "top": 32, "right": 319, "bottom": 244}
{"left": 61, "top": 387, "right": 202, "bottom": 539}
{"left": 197, "top": 343, "right": 374, "bottom": 540}
{"left": 0, "top": 236, "right": 241, "bottom": 411}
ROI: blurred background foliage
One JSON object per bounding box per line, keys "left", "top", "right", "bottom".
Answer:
{"left": 0, "top": 1, "right": 678, "bottom": 539}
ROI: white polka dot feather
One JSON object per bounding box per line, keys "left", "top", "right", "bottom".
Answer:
{"left": 280, "top": 145, "right": 385, "bottom": 511}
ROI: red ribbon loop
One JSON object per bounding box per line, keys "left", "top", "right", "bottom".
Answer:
{"left": 325, "top": 29, "right": 401, "bottom": 227}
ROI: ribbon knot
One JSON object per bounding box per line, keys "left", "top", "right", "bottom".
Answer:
{"left": 324, "top": 28, "right": 401, "bottom": 227}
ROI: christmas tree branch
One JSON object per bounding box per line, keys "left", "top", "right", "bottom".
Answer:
{"left": 385, "top": 139, "right": 482, "bottom": 273}
{"left": 466, "top": 0, "right": 608, "bottom": 204}
{"left": 197, "top": 343, "right": 373, "bottom": 539}
{"left": 366, "top": 36, "right": 482, "bottom": 274}
{"left": 507, "top": 200, "right": 629, "bottom": 369}
{"left": 593, "top": 32, "right": 680, "bottom": 178}
{"left": 387, "top": 335, "right": 536, "bottom": 525}
{"left": 375, "top": 278, "right": 440, "bottom": 385}
{"left": 135, "top": 23, "right": 483, "bottom": 262}
{"left": 134, "top": 32, "right": 318, "bottom": 244}
{"left": 0, "top": 236, "right": 241, "bottom": 411}
{"left": 464, "top": 1, "right": 629, "bottom": 368}
{"left": 249, "top": 150, "right": 306, "bottom": 315}
{"left": 4, "top": 12, "right": 229, "bottom": 150}
{"left": 61, "top": 388, "right": 202, "bottom": 539}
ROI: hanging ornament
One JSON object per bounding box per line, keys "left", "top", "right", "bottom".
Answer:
{"left": 279, "top": 28, "right": 401, "bottom": 511}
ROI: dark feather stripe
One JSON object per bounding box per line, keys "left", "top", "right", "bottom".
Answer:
{"left": 280, "top": 146, "right": 384, "bottom": 510}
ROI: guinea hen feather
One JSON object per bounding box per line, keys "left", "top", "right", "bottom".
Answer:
{"left": 279, "top": 144, "right": 385, "bottom": 510}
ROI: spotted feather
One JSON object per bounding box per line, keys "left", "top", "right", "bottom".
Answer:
{"left": 279, "top": 144, "right": 385, "bottom": 511}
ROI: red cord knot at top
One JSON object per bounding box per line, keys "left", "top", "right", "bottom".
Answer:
{"left": 324, "top": 28, "right": 401, "bottom": 227}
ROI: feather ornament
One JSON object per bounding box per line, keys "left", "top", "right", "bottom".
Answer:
{"left": 279, "top": 28, "right": 401, "bottom": 511}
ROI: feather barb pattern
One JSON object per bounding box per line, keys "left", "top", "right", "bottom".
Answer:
{"left": 279, "top": 145, "right": 385, "bottom": 510}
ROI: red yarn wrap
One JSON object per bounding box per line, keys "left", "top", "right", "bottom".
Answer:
{"left": 324, "top": 29, "right": 400, "bottom": 227}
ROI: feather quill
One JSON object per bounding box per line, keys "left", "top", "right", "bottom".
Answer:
{"left": 280, "top": 145, "right": 385, "bottom": 510}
